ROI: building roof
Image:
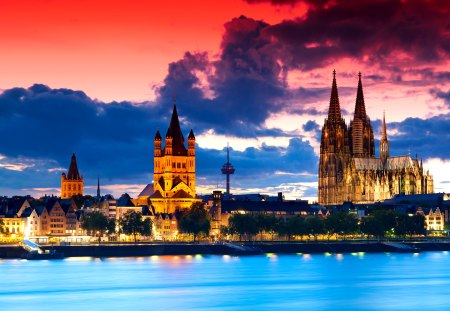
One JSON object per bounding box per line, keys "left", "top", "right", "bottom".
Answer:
{"left": 138, "top": 184, "right": 154, "bottom": 197}
{"left": 117, "top": 193, "right": 135, "bottom": 207}
{"left": 154, "top": 130, "right": 162, "bottom": 141}
{"left": 353, "top": 155, "right": 420, "bottom": 171}
{"left": 172, "top": 189, "right": 193, "bottom": 199}
{"left": 221, "top": 200, "right": 311, "bottom": 214}
{"left": 188, "top": 129, "right": 195, "bottom": 140}
{"left": 67, "top": 153, "right": 81, "bottom": 180}
{"left": 165, "top": 104, "right": 187, "bottom": 156}
{"left": 151, "top": 190, "right": 164, "bottom": 199}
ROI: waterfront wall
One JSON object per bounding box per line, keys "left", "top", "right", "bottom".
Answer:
{"left": 3, "top": 242, "right": 450, "bottom": 259}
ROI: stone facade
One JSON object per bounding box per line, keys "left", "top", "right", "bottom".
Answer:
{"left": 61, "top": 153, "right": 84, "bottom": 199}
{"left": 150, "top": 102, "right": 200, "bottom": 213}
{"left": 318, "top": 71, "right": 434, "bottom": 205}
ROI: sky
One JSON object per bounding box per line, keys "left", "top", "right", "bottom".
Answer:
{"left": 1, "top": 0, "right": 450, "bottom": 201}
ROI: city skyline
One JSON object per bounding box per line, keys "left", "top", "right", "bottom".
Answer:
{"left": 1, "top": 0, "right": 450, "bottom": 200}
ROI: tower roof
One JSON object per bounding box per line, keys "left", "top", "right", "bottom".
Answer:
{"left": 188, "top": 129, "right": 195, "bottom": 140}
{"left": 67, "top": 153, "right": 81, "bottom": 180}
{"left": 381, "top": 111, "right": 388, "bottom": 140}
{"left": 354, "top": 72, "right": 367, "bottom": 119}
{"left": 155, "top": 130, "right": 162, "bottom": 140}
{"left": 328, "top": 70, "right": 342, "bottom": 122}
{"left": 165, "top": 102, "right": 186, "bottom": 155}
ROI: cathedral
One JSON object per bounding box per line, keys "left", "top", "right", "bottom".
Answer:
{"left": 61, "top": 153, "right": 84, "bottom": 199}
{"left": 149, "top": 101, "right": 200, "bottom": 213}
{"left": 318, "top": 71, "right": 434, "bottom": 205}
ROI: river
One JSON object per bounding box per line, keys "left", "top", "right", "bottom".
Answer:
{"left": 1, "top": 252, "right": 450, "bottom": 310}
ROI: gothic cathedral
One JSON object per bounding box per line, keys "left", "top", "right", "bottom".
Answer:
{"left": 61, "top": 153, "right": 84, "bottom": 199}
{"left": 150, "top": 102, "right": 200, "bottom": 213}
{"left": 318, "top": 71, "right": 434, "bottom": 205}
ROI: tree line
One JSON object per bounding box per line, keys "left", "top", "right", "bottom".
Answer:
{"left": 222, "top": 210, "right": 427, "bottom": 241}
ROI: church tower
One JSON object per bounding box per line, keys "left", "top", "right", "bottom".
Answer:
{"left": 151, "top": 100, "right": 200, "bottom": 214}
{"left": 61, "top": 153, "right": 84, "bottom": 199}
{"left": 380, "top": 111, "right": 390, "bottom": 165}
{"left": 318, "top": 70, "right": 352, "bottom": 205}
{"left": 349, "top": 73, "right": 375, "bottom": 157}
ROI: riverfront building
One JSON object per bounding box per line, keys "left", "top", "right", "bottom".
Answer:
{"left": 148, "top": 102, "right": 200, "bottom": 213}
{"left": 61, "top": 153, "right": 84, "bottom": 199}
{"left": 318, "top": 71, "right": 434, "bottom": 205}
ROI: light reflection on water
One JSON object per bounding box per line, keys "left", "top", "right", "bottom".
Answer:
{"left": 1, "top": 252, "right": 450, "bottom": 310}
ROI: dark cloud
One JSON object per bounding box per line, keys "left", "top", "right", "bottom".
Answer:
{"left": 0, "top": 84, "right": 166, "bottom": 184}
{"left": 431, "top": 88, "right": 450, "bottom": 107}
{"left": 375, "top": 114, "right": 450, "bottom": 160}
{"left": 0, "top": 83, "right": 319, "bottom": 196}
{"left": 303, "top": 120, "right": 320, "bottom": 132}
{"left": 244, "top": 0, "right": 331, "bottom": 8}
{"left": 262, "top": 0, "right": 450, "bottom": 70}
{"left": 155, "top": 16, "right": 287, "bottom": 135}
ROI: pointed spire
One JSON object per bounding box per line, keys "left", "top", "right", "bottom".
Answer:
{"left": 67, "top": 153, "right": 81, "bottom": 180}
{"left": 97, "top": 177, "right": 101, "bottom": 199}
{"left": 328, "top": 70, "right": 342, "bottom": 122}
{"left": 381, "top": 111, "right": 387, "bottom": 140}
{"left": 165, "top": 99, "right": 186, "bottom": 155}
{"left": 188, "top": 129, "right": 195, "bottom": 140}
{"left": 155, "top": 130, "right": 162, "bottom": 140}
{"left": 354, "top": 72, "right": 367, "bottom": 119}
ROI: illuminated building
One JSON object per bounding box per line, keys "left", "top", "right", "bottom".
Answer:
{"left": 318, "top": 71, "right": 434, "bottom": 205}
{"left": 61, "top": 153, "right": 84, "bottom": 199}
{"left": 150, "top": 101, "right": 200, "bottom": 213}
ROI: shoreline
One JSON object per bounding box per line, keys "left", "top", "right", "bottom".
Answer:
{"left": 2, "top": 241, "right": 450, "bottom": 259}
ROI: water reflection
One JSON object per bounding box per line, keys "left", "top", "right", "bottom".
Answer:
{"left": 1, "top": 252, "right": 450, "bottom": 310}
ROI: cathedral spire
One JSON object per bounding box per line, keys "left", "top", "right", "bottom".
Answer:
{"left": 354, "top": 72, "right": 367, "bottom": 119}
{"left": 328, "top": 70, "right": 342, "bottom": 122}
{"left": 380, "top": 111, "right": 390, "bottom": 165}
{"left": 381, "top": 110, "right": 387, "bottom": 140}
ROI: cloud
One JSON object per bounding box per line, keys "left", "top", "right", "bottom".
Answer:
{"left": 154, "top": 16, "right": 292, "bottom": 136}
{"left": 260, "top": 0, "right": 450, "bottom": 70}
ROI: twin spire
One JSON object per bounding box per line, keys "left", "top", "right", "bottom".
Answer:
{"left": 354, "top": 72, "right": 367, "bottom": 120}
{"left": 327, "top": 70, "right": 342, "bottom": 122}
{"left": 328, "top": 70, "right": 368, "bottom": 122}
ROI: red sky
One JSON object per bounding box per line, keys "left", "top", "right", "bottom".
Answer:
{"left": 0, "top": 0, "right": 307, "bottom": 102}
{"left": 1, "top": 0, "right": 450, "bottom": 199}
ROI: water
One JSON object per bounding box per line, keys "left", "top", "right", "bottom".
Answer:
{"left": 1, "top": 252, "right": 450, "bottom": 310}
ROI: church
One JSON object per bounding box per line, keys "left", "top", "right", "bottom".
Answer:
{"left": 149, "top": 101, "right": 201, "bottom": 213}
{"left": 61, "top": 153, "right": 84, "bottom": 199}
{"left": 318, "top": 71, "right": 434, "bottom": 205}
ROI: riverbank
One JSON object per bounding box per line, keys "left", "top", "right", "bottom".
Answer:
{"left": 3, "top": 241, "right": 450, "bottom": 259}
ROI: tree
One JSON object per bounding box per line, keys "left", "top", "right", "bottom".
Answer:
{"left": 119, "top": 211, "right": 152, "bottom": 243}
{"left": 178, "top": 203, "right": 211, "bottom": 241}
{"left": 280, "top": 217, "right": 306, "bottom": 241}
{"left": 0, "top": 218, "right": 4, "bottom": 235}
{"left": 325, "top": 212, "right": 358, "bottom": 240}
{"left": 407, "top": 214, "right": 426, "bottom": 237}
{"left": 305, "top": 216, "right": 325, "bottom": 241}
{"left": 360, "top": 216, "right": 385, "bottom": 240}
{"left": 228, "top": 214, "right": 259, "bottom": 241}
{"left": 81, "top": 211, "right": 112, "bottom": 243}
{"left": 255, "top": 214, "right": 278, "bottom": 240}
